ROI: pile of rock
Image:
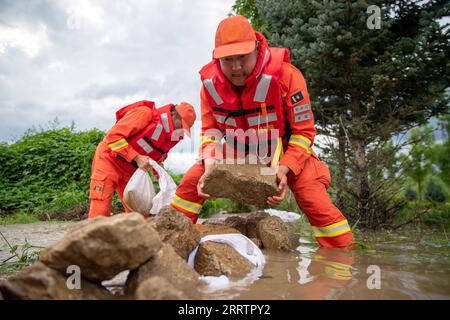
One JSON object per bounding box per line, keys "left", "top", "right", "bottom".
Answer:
{"left": 0, "top": 207, "right": 298, "bottom": 300}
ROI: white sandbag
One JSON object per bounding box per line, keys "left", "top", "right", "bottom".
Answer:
{"left": 188, "top": 233, "right": 265, "bottom": 268}
{"left": 148, "top": 158, "right": 177, "bottom": 215}
{"left": 123, "top": 168, "right": 155, "bottom": 215}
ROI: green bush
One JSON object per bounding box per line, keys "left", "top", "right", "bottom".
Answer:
{"left": 0, "top": 127, "right": 104, "bottom": 219}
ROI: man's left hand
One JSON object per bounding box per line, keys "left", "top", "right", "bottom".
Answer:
{"left": 267, "top": 165, "right": 290, "bottom": 206}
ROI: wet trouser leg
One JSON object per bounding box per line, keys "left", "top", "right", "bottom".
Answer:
{"left": 170, "top": 162, "right": 205, "bottom": 223}
{"left": 288, "top": 156, "right": 354, "bottom": 248}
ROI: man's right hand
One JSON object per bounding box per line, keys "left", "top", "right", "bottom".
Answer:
{"left": 134, "top": 154, "right": 151, "bottom": 170}
{"left": 197, "top": 158, "right": 218, "bottom": 198}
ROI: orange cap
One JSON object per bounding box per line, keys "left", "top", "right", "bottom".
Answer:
{"left": 174, "top": 102, "right": 196, "bottom": 137}
{"left": 213, "top": 15, "right": 256, "bottom": 59}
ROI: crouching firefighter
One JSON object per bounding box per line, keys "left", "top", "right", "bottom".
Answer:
{"left": 88, "top": 100, "right": 196, "bottom": 218}
{"left": 170, "top": 16, "right": 355, "bottom": 248}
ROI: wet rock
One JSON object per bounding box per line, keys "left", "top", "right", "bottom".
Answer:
{"left": 0, "top": 262, "right": 113, "bottom": 300}
{"left": 152, "top": 206, "right": 201, "bottom": 260}
{"left": 126, "top": 243, "right": 202, "bottom": 295}
{"left": 222, "top": 216, "right": 248, "bottom": 235}
{"left": 194, "top": 241, "right": 253, "bottom": 278}
{"left": 195, "top": 224, "right": 241, "bottom": 237}
{"left": 135, "top": 276, "right": 189, "bottom": 300}
{"left": 39, "top": 213, "right": 162, "bottom": 282}
{"left": 250, "top": 238, "right": 263, "bottom": 248}
{"left": 202, "top": 164, "right": 278, "bottom": 208}
{"left": 257, "top": 216, "right": 294, "bottom": 251}
{"left": 213, "top": 212, "right": 269, "bottom": 239}
{"left": 241, "top": 212, "right": 270, "bottom": 238}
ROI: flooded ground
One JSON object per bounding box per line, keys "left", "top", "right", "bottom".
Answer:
{"left": 1, "top": 220, "right": 449, "bottom": 299}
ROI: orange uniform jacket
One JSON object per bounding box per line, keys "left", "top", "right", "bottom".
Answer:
{"left": 199, "top": 62, "right": 317, "bottom": 175}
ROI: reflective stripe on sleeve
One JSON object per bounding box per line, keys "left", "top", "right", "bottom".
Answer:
{"left": 288, "top": 134, "right": 312, "bottom": 153}
{"left": 108, "top": 138, "right": 128, "bottom": 151}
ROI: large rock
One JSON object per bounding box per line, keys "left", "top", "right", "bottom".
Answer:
{"left": 125, "top": 243, "right": 202, "bottom": 295}
{"left": 202, "top": 164, "right": 278, "bottom": 208}
{"left": 244, "top": 212, "right": 271, "bottom": 238}
{"left": 152, "top": 206, "right": 201, "bottom": 260}
{"left": 135, "top": 276, "right": 189, "bottom": 300}
{"left": 257, "top": 216, "right": 295, "bottom": 251}
{"left": 195, "top": 224, "right": 241, "bottom": 237}
{"left": 205, "top": 212, "right": 270, "bottom": 239}
{"left": 0, "top": 262, "right": 113, "bottom": 300}
{"left": 194, "top": 241, "right": 253, "bottom": 278}
{"left": 39, "top": 213, "right": 162, "bottom": 282}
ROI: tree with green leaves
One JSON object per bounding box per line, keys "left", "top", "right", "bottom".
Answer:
{"left": 234, "top": 0, "right": 449, "bottom": 228}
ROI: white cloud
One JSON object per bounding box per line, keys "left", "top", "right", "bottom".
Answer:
{"left": 0, "top": 22, "right": 50, "bottom": 57}
{"left": 0, "top": 0, "right": 235, "bottom": 171}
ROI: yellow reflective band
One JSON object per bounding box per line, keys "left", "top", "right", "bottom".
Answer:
{"left": 201, "top": 135, "right": 221, "bottom": 145}
{"left": 289, "top": 134, "right": 311, "bottom": 154}
{"left": 313, "top": 255, "right": 352, "bottom": 271}
{"left": 271, "top": 137, "right": 283, "bottom": 168}
{"left": 171, "top": 195, "right": 202, "bottom": 214}
{"left": 312, "top": 220, "right": 351, "bottom": 238}
{"left": 324, "top": 265, "right": 352, "bottom": 281}
{"left": 108, "top": 138, "right": 128, "bottom": 151}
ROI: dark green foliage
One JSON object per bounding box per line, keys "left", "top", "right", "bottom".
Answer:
{"left": 425, "top": 178, "right": 447, "bottom": 203}
{"left": 0, "top": 126, "right": 104, "bottom": 218}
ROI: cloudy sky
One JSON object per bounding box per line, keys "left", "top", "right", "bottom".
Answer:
{"left": 0, "top": 0, "right": 235, "bottom": 172}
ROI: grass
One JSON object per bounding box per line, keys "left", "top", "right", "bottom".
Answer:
{"left": 0, "top": 211, "right": 39, "bottom": 225}
{"left": 0, "top": 231, "right": 44, "bottom": 278}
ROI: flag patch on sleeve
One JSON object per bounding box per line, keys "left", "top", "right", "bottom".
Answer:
{"left": 290, "top": 91, "right": 304, "bottom": 105}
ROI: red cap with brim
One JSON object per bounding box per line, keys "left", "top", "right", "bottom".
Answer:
{"left": 213, "top": 40, "right": 256, "bottom": 59}
{"left": 175, "top": 102, "right": 196, "bottom": 138}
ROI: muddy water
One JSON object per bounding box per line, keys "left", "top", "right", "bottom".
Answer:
{"left": 1, "top": 221, "right": 449, "bottom": 299}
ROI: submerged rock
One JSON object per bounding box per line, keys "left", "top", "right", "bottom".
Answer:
{"left": 194, "top": 241, "right": 253, "bottom": 277}
{"left": 126, "top": 243, "right": 202, "bottom": 296}
{"left": 39, "top": 212, "right": 162, "bottom": 282}
{"left": 0, "top": 262, "right": 113, "bottom": 300}
{"left": 202, "top": 164, "right": 278, "bottom": 208}
{"left": 135, "top": 276, "right": 189, "bottom": 300}
{"left": 257, "top": 216, "right": 295, "bottom": 251}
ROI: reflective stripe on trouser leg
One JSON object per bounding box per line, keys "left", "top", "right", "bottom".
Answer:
{"left": 288, "top": 156, "right": 355, "bottom": 248}
{"left": 171, "top": 163, "right": 206, "bottom": 224}
{"left": 312, "top": 220, "right": 354, "bottom": 249}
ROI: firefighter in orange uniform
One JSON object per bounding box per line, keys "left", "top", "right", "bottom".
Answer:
{"left": 170, "top": 16, "right": 354, "bottom": 248}
{"left": 88, "top": 100, "right": 196, "bottom": 218}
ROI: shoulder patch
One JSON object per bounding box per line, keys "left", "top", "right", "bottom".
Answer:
{"left": 290, "top": 91, "right": 304, "bottom": 105}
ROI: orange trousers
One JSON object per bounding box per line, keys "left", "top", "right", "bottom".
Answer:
{"left": 88, "top": 145, "right": 133, "bottom": 218}
{"left": 171, "top": 156, "right": 355, "bottom": 248}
